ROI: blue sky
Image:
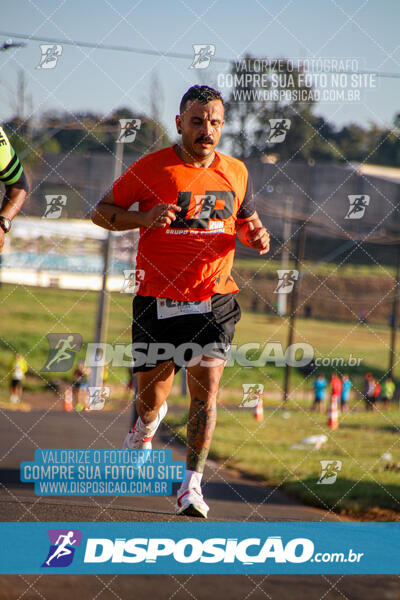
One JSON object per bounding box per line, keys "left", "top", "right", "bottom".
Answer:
{"left": 1, "top": 0, "right": 399, "bottom": 138}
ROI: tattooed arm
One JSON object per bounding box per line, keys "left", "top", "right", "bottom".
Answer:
{"left": 91, "top": 188, "right": 181, "bottom": 231}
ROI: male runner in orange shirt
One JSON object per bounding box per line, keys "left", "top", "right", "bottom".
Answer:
{"left": 92, "top": 85, "right": 269, "bottom": 518}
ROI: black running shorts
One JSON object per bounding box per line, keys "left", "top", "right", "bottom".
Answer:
{"left": 131, "top": 293, "right": 241, "bottom": 373}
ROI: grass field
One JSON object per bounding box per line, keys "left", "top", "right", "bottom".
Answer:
{"left": 166, "top": 407, "right": 400, "bottom": 517}
{"left": 234, "top": 257, "right": 398, "bottom": 279}
{"left": 1, "top": 282, "right": 399, "bottom": 516}
{"left": 1, "top": 282, "right": 397, "bottom": 395}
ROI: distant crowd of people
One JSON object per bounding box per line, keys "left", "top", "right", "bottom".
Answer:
{"left": 312, "top": 372, "right": 396, "bottom": 412}
{"left": 363, "top": 372, "right": 395, "bottom": 410}
{"left": 7, "top": 351, "right": 137, "bottom": 408}
{"left": 312, "top": 373, "right": 350, "bottom": 413}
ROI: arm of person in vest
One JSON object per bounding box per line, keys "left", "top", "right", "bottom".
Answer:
{"left": 0, "top": 127, "right": 29, "bottom": 252}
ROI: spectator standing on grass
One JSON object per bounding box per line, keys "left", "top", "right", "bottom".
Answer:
{"left": 312, "top": 374, "right": 327, "bottom": 413}
{"left": 364, "top": 373, "right": 376, "bottom": 411}
{"left": 359, "top": 309, "right": 367, "bottom": 325}
{"left": 373, "top": 378, "right": 381, "bottom": 406}
{"left": 381, "top": 377, "right": 395, "bottom": 409}
{"left": 72, "top": 361, "right": 91, "bottom": 410}
{"left": 9, "top": 353, "right": 28, "bottom": 403}
{"left": 251, "top": 296, "right": 259, "bottom": 312}
{"left": 340, "top": 374, "right": 351, "bottom": 413}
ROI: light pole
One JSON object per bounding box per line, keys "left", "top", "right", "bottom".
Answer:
{"left": 277, "top": 196, "right": 293, "bottom": 316}
{"left": 89, "top": 140, "right": 124, "bottom": 388}
{"left": 389, "top": 244, "right": 400, "bottom": 379}
{"left": 282, "top": 164, "right": 314, "bottom": 404}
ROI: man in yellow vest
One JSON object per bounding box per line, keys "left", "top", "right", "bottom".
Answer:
{"left": 382, "top": 377, "right": 395, "bottom": 409}
{"left": 9, "top": 353, "right": 28, "bottom": 403}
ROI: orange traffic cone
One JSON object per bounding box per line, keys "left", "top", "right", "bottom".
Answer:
{"left": 327, "top": 394, "right": 339, "bottom": 430}
{"left": 63, "top": 386, "right": 73, "bottom": 412}
{"left": 254, "top": 397, "right": 264, "bottom": 422}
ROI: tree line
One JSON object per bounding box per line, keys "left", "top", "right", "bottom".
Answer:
{"left": 2, "top": 56, "right": 399, "bottom": 167}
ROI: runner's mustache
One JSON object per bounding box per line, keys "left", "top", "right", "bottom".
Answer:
{"left": 196, "top": 137, "right": 213, "bottom": 144}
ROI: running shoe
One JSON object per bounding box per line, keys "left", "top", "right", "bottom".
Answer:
{"left": 123, "top": 401, "right": 167, "bottom": 450}
{"left": 175, "top": 484, "right": 209, "bottom": 519}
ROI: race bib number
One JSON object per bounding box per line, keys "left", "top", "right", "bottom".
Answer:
{"left": 156, "top": 298, "right": 212, "bottom": 319}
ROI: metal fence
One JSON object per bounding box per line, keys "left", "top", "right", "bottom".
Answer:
{"left": 21, "top": 152, "right": 400, "bottom": 262}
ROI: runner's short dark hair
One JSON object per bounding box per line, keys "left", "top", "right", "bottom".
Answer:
{"left": 180, "top": 85, "right": 224, "bottom": 114}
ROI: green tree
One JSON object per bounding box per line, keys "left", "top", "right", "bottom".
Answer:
{"left": 223, "top": 56, "right": 344, "bottom": 162}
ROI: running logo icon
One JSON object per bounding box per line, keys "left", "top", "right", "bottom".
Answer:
{"left": 117, "top": 119, "right": 141, "bottom": 143}
{"left": 267, "top": 119, "right": 291, "bottom": 143}
{"left": 190, "top": 44, "right": 216, "bottom": 69}
{"left": 317, "top": 460, "right": 342, "bottom": 485}
{"left": 41, "top": 334, "right": 82, "bottom": 372}
{"left": 240, "top": 383, "right": 264, "bottom": 408}
{"left": 121, "top": 269, "right": 145, "bottom": 294}
{"left": 37, "top": 44, "right": 63, "bottom": 69}
{"left": 87, "top": 386, "right": 110, "bottom": 410}
{"left": 42, "top": 529, "right": 82, "bottom": 568}
{"left": 192, "top": 194, "right": 217, "bottom": 219}
{"left": 43, "top": 195, "right": 67, "bottom": 219}
{"left": 274, "top": 270, "right": 299, "bottom": 294}
{"left": 345, "top": 195, "right": 370, "bottom": 219}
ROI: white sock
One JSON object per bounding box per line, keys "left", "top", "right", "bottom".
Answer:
{"left": 133, "top": 415, "right": 158, "bottom": 433}
{"left": 132, "top": 402, "right": 166, "bottom": 433}
{"left": 183, "top": 469, "right": 203, "bottom": 489}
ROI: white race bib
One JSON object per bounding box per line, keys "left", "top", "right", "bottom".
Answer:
{"left": 156, "top": 298, "right": 212, "bottom": 320}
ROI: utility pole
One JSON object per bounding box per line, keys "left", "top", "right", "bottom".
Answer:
{"left": 282, "top": 164, "right": 313, "bottom": 404}
{"left": 277, "top": 196, "right": 293, "bottom": 316}
{"left": 89, "top": 141, "right": 124, "bottom": 388}
{"left": 282, "top": 224, "right": 307, "bottom": 404}
{"left": 389, "top": 244, "right": 400, "bottom": 378}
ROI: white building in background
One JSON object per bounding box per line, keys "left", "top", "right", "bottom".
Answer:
{"left": 1, "top": 217, "right": 138, "bottom": 291}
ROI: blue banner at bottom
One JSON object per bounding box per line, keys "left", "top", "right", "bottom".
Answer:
{"left": 1, "top": 522, "right": 399, "bottom": 574}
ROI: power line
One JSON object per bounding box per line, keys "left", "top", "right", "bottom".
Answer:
{"left": 1, "top": 30, "right": 400, "bottom": 79}
{"left": 0, "top": 31, "right": 228, "bottom": 63}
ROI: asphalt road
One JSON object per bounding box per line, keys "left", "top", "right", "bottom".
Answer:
{"left": 0, "top": 408, "right": 398, "bottom": 599}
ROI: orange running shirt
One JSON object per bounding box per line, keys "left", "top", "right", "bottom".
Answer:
{"left": 113, "top": 145, "right": 255, "bottom": 301}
